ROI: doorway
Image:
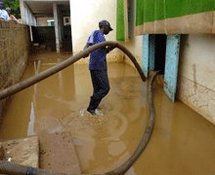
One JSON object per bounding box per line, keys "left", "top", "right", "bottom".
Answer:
{"left": 142, "top": 34, "right": 181, "bottom": 102}
{"left": 59, "top": 4, "right": 72, "bottom": 52}
{"left": 154, "top": 34, "right": 167, "bottom": 74}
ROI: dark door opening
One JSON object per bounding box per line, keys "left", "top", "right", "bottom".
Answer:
{"left": 59, "top": 4, "right": 72, "bottom": 52}
{"left": 154, "top": 34, "right": 167, "bottom": 74}
{"left": 32, "top": 26, "right": 56, "bottom": 51}
{"left": 62, "top": 25, "right": 72, "bottom": 52}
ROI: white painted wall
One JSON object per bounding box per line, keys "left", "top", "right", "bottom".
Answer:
{"left": 124, "top": 36, "right": 143, "bottom": 68}
{"left": 178, "top": 34, "right": 215, "bottom": 124}
{"left": 70, "top": 0, "right": 116, "bottom": 53}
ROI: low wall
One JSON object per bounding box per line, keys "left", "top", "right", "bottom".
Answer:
{"left": 0, "top": 21, "right": 30, "bottom": 120}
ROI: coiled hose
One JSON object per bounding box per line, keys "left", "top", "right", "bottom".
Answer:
{"left": 0, "top": 41, "right": 158, "bottom": 175}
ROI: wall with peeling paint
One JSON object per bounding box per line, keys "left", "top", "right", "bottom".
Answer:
{"left": 178, "top": 34, "right": 215, "bottom": 124}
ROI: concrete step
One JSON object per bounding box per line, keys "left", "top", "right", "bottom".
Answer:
{"left": 39, "top": 132, "right": 81, "bottom": 175}
{"left": 0, "top": 136, "right": 39, "bottom": 168}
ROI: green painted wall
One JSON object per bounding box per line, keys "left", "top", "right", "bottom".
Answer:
{"left": 117, "top": 0, "right": 125, "bottom": 41}
{"left": 136, "top": 0, "right": 215, "bottom": 26}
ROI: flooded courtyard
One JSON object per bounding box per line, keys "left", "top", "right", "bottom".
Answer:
{"left": 0, "top": 52, "right": 215, "bottom": 175}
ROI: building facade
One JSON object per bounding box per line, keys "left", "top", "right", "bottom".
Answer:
{"left": 19, "top": 0, "right": 215, "bottom": 124}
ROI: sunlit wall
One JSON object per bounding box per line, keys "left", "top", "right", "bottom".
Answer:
{"left": 70, "top": 0, "right": 116, "bottom": 53}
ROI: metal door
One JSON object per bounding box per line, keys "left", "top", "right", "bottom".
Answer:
{"left": 142, "top": 34, "right": 155, "bottom": 77}
{"left": 164, "top": 34, "right": 181, "bottom": 102}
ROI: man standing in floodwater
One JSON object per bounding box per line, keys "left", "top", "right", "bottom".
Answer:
{"left": 83, "top": 20, "right": 115, "bottom": 115}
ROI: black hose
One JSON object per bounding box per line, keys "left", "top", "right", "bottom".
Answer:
{"left": 0, "top": 160, "right": 69, "bottom": 175}
{"left": 0, "top": 41, "right": 145, "bottom": 100}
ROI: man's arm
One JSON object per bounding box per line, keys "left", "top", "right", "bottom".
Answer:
{"left": 83, "top": 43, "right": 93, "bottom": 58}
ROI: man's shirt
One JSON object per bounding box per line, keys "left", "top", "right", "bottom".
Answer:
{"left": 0, "top": 9, "right": 9, "bottom": 21}
{"left": 87, "top": 30, "right": 107, "bottom": 70}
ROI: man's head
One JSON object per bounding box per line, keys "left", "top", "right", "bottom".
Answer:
{"left": 99, "top": 20, "right": 113, "bottom": 35}
{"left": 0, "top": 1, "right": 4, "bottom": 10}
{"left": 5, "top": 7, "right": 11, "bottom": 15}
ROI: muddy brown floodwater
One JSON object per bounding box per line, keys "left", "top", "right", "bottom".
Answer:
{"left": 0, "top": 52, "right": 215, "bottom": 175}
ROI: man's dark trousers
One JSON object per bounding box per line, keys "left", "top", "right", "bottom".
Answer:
{"left": 87, "top": 70, "right": 110, "bottom": 111}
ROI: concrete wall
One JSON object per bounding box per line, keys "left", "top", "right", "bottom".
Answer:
{"left": 19, "top": 0, "right": 36, "bottom": 26}
{"left": 0, "top": 21, "right": 30, "bottom": 120}
{"left": 70, "top": 0, "right": 124, "bottom": 62}
{"left": 178, "top": 34, "right": 215, "bottom": 124}
{"left": 37, "top": 17, "right": 53, "bottom": 26}
{"left": 70, "top": 0, "right": 116, "bottom": 51}
{"left": 124, "top": 36, "right": 143, "bottom": 68}
{"left": 120, "top": 0, "right": 143, "bottom": 68}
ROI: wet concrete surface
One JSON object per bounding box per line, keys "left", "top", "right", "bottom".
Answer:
{"left": 0, "top": 52, "right": 215, "bottom": 175}
{"left": 0, "top": 136, "right": 39, "bottom": 167}
{"left": 39, "top": 131, "right": 81, "bottom": 174}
